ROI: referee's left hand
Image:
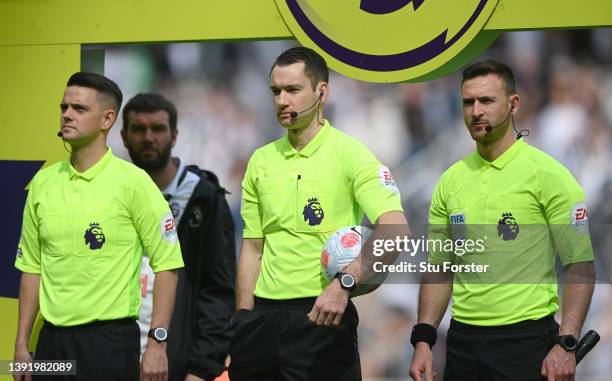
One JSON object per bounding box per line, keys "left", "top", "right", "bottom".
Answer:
{"left": 308, "top": 279, "right": 349, "bottom": 326}
{"left": 541, "top": 344, "right": 576, "bottom": 381}
{"left": 141, "top": 340, "right": 169, "bottom": 381}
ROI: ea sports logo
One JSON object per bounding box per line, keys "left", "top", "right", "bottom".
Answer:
{"left": 570, "top": 202, "right": 589, "bottom": 233}
{"left": 274, "top": 0, "right": 500, "bottom": 82}
{"left": 160, "top": 212, "right": 178, "bottom": 243}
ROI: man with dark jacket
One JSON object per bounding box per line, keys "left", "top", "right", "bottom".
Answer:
{"left": 121, "top": 92, "right": 236, "bottom": 381}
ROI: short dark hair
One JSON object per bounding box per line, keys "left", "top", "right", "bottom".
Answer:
{"left": 66, "top": 72, "right": 123, "bottom": 113}
{"left": 461, "top": 60, "right": 517, "bottom": 95}
{"left": 271, "top": 47, "right": 329, "bottom": 90}
{"left": 122, "top": 93, "right": 178, "bottom": 131}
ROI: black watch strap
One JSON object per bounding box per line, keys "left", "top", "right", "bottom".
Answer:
{"left": 335, "top": 272, "right": 357, "bottom": 292}
{"left": 557, "top": 335, "right": 578, "bottom": 352}
{"left": 410, "top": 323, "right": 437, "bottom": 348}
{"left": 148, "top": 327, "right": 168, "bottom": 343}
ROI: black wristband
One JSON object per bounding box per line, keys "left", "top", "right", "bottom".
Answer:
{"left": 410, "top": 323, "right": 437, "bottom": 348}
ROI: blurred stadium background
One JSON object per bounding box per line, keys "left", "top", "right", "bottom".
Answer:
{"left": 103, "top": 29, "right": 612, "bottom": 380}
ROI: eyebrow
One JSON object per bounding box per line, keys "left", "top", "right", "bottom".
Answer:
{"left": 462, "top": 96, "right": 496, "bottom": 103}
{"left": 128, "top": 123, "right": 168, "bottom": 129}
{"left": 60, "top": 102, "right": 89, "bottom": 110}
{"left": 270, "top": 84, "right": 302, "bottom": 91}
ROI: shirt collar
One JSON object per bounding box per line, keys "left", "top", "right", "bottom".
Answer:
{"left": 163, "top": 158, "right": 185, "bottom": 198}
{"left": 68, "top": 147, "right": 114, "bottom": 180}
{"left": 281, "top": 120, "right": 332, "bottom": 158}
{"left": 476, "top": 138, "right": 526, "bottom": 170}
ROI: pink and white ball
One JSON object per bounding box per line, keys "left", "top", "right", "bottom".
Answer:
{"left": 321, "top": 226, "right": 382, "bottom": 296}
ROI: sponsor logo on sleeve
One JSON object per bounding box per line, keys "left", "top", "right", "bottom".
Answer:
{"left": 379, "top": 166, "right": 400, "bottom": 194}
{"left": 16, "top": 247, "right": 23, "bottom": 260}
{"left": 160, "top": 212, "right": 178, "bottom": 243}
{"left": 570, "top": 202, "right": 589, "bottom": 233}
{"left": 449, "top": 212, "right": 467, "bottom": 246}
{"left": 450, "top": 213, "right": 465, "bottom": 224}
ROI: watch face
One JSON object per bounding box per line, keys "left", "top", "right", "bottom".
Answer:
{"left": 341, "top": 274, "right": 355, "bottom": 288}
{"left": 561, "top": 335, "right": 577, "bottom": 349}
{"left": 154, "top": 328, "right": 168, "bottom": 341}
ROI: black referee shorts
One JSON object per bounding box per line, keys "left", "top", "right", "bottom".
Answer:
{"left": 34, "top": 318, "right": 140, "bottom": 381}
{"left": 444, "top": 315, "right": 559, "bottom": 381}
{"left": 229, "top": 297, "right": 362, "bottom": 381}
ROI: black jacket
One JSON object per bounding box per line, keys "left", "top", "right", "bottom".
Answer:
{"left": 167, "top": 165, "right": 236, "bottom": 381}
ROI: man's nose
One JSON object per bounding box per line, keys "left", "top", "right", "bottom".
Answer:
{"left": 277, "top": 91, "right": 288, "bottom": 106}
{"left": 142, "top": 128, "right": 155, "bottom": 141}
{"left": 472, "top": 102, "right": 484, "bottom": 118}
{"left": 62, "top": 109, "right": 73, "bottom": 121}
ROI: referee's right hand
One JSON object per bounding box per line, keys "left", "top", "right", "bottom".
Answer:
{"left": 12, "top": 346, "right": 32, "bottom": 381}
{"left": 409, "top": 342, "right": 437, "bottom": 381}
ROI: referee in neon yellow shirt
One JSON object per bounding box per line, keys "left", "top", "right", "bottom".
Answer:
{"left": 13, "top": 73, "right": 184, "bottom": 381}
{"left": 409, "top": 61, "right": 595, "bottom": 381}
{"left": 229, "top": 47, "right": 408, "bottom": 381}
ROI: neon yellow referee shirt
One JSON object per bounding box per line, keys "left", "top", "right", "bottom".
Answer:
{"left": 429, "top": 139, "right": 593, "bottom": 326}
{"left": 241, "top": 121, "right": 403, "bottom": 299}
{"left": 15, "top": 148, "right": 184, "bottom": 327}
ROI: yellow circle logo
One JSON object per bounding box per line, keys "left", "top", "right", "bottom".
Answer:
{"left": 274, "top": 0, "right": 501, "bottom": 82}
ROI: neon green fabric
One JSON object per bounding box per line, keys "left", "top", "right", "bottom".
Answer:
{"left": 15, "top": 148, "right": 184, "bottom": 326}
{"left": 429, "top": 139, "right": 593, "bottom": 326}
{"left": 241, "top": 121, "right": 403, "bottom": 299}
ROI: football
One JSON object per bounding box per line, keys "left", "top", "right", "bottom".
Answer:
{"left": 321, "top": 225, "right": 384, "bottom": 296}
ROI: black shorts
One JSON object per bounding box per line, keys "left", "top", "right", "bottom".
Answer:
{"left": 34, "top": 318, "right": 140, "bottom": 381}
{"left": 229, "top": 297, "right": 361, "bottom": 381}
{"left": 444, "top": 315, "right": 559, "bottom": 381}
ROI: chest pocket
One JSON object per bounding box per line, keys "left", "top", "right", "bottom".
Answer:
{"left": 295, "top": 179, "right": 334, "bottom": 233}
{"left": 485, "top": 194, "right": 543, "bottom": 225}
{"left": 37, "top": 203, "right": 71, "bottom": 257}
{"left": 37, "top": 202, "right": 118, "bottom": 257}
{"left": 484, "top": 194, "right": 547, "bottom": 249}
{"left": 258, "top": 178, "right": 292, "bottom": 232}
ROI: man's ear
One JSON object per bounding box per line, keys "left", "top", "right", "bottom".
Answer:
{"left": 101, "top": 108, "right": 117, "bottom": 132}
{"left": 318, "top": 82, "right": 329, "bottom": 103}
{"left": 509, "top": 94, "right": 520, "bottom": 114}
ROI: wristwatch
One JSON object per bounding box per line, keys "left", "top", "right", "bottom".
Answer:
{"left": 334, "top": 272, "right": 357, "bottom": 292}
{"left": 148, "top": 327, "right": 168, "bottom": 343}
{"left": 557, "top": 335, "right": 578, "bottom": 352}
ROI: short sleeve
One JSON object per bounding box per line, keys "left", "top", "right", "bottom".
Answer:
{"left": 241, "top": 153, "right": 263, "bottom": 238}
{"left": 341, "top": 140, "right": 403, "bottom": 223}
{"left": 129, "top": 171, "right": 184, "bottom": 273}
{"left": 539, "top": 166, "right": 593, "bottom": 265}
{"left": 427, "top": 175, "right": 454, "bottom": 264}
{"left": 15, "top": 176, "right": 42, "bottom": 274}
